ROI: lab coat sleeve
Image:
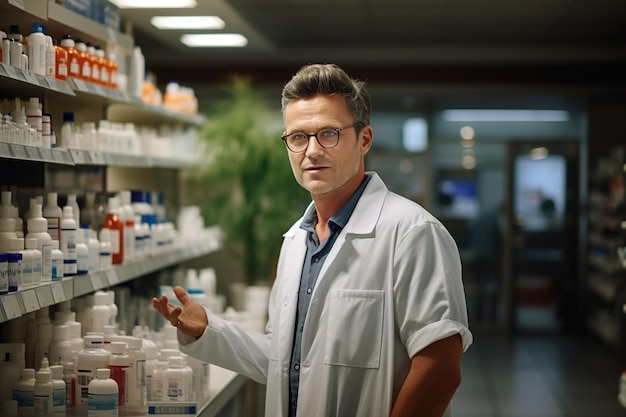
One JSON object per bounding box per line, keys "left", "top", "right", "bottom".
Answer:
{"left": 393, "top": 221, "right": 473, "bottom": 358}
{"left": 178, "top": 307, "right": 272, "bottom": 384}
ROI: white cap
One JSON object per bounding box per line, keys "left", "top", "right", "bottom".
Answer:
{"left": 159, "top": 348, "right": 180, "bottom": 361}
{"left": 96, "top": 368, "right": 110, "bottom": 379}
{"left": 110, "top": 341, "right": 127, "bottom": 354}
{"left": 10, "top": 237, "right": 24, "bottom": 250}
{"left": 84, "top": 334, "right": 105, "bottom": 347}
{"left": 21, "top": 368, "right": 36, "bottom": 379}
{"left": 94, "top": 291, "right": 109, "bottom": 306}
{"left": 47, "top": 192, "right": 58, "bottom": 205}
{"left": 1, "top": 191, "right": 11, "bottom": 204}
{"left": 126, "top": 337, "right": 142, "bottom": 350}
{"left": 62, "top": 205, "right": 74, "bottom": 219}
{"left": 168, "top": 356, "right": 185, "bottom": 367}
{"left": 67, "top": 321, "right": 82, "bottom": 339}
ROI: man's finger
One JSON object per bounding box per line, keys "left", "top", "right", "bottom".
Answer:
{"left": 174, "top": 286, "right": 191, "bottom": 305}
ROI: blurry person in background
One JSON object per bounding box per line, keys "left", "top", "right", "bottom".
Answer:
{"left": 154, "top": 63, "right": 472, "bottom": 417}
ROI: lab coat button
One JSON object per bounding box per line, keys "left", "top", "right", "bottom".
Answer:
{"left": 306, "top": 288, "right": 312, "bottom": 294}
{"left": 294, "top": 364, "right": 300, "bottom": 371}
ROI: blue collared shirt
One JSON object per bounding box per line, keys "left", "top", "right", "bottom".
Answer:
{"left": 288, "top": 175, "right": 372, "bottom": 417}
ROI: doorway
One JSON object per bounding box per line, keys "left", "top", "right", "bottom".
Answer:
{"left": 503, "top": 141, "right": 580, "bottom": 333}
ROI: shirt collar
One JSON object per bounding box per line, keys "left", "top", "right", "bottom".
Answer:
{"left": 300, "top": 174, "right": 372, "bottom": 232}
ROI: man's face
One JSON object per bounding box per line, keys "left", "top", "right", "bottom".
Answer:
{"left": 283, "top": 94, "right": 372, "bottom": 198}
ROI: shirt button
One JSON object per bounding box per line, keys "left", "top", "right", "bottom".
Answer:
{"left": 306, "top": 288, "right": 312, "bottom": 294}
{"left": 314, "top": 257, "right": 319, "bottom": 263}
{"left": 294, "top": 364, "right": 300, "bottom": 371}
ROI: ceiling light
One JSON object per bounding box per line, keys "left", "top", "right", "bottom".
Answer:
{"left": 530, "top": 147, "right": 549, "bottom": 160}
{"left": 442, "top": 109, "right": 569, "bottom": 122}
{"left": 151, "top": 16, "right": 225, "bottom": 30}
{"left": 110, "top": 0, "right": 196, "bottom": 7}
{"left": 181, "top": 34, "right": 248, "bottom": 47}
{"left": 459, "top": 126, "right": 475, "bottom": 140}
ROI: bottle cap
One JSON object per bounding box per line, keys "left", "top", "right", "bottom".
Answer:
{"left": 96, "top": 368, "right": 110, "bottom": 379}
{"left": 109, "top": 341, "right": 127, "bottom": 354}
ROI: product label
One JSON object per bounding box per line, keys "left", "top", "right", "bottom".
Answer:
{"left": 8, "top": 257, "right": 20, "bottom": 292}
{"left": 109, "top": 364, "right": 129, "bottom": 406}
{"left": 58, "top": 63, "right": 68, "bottom": 78}
{"left": 21, "top": 255, "right": 33, "bottom": 286}
{"left": 109, "top": 230, "right": 120, "bottom": 255}
{"left": 81, "top": 61, "right": 91, "bottom": 79}
{"left": 53, "top": 386, "right": 65, "bottom": 407}
{"left": 47, "top": 217, "right": 60, "bottom": 240}
{"left": 0, "top": 262, "right": 8, "bottom": 293}
{"left": 13, "top": 388, "right": 34, "bottom": 407}
{"left": 34, "top": 394, "right": 52, "bottom": 415}
{"left": 77, "top": 370, "right": 95, "bottom": 405}
{"left": 41, "top": 244, "right": 52, "bottom": 279}
{"left": 69, "top": 57, "right": 80, "bottom": 77}
{"left": 52, "top": 257, "right": 64, "bottom": 280}
{"left": 88, "top": 392, "right": 118, "bottom": 415}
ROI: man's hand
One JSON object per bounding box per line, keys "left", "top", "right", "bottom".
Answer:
{"left": 152, "top": 286, "right": 208, "bottom": 339}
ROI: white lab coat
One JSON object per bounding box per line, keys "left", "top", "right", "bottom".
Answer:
{"left": 179, "top": 172, "right": 473, "bottom": 417}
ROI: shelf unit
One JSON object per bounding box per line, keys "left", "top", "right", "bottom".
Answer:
{"left": 585, "top": 146, "right": 626, "bottom": 350}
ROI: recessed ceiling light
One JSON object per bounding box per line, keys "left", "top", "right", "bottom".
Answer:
{"left": 181, "top": 34, "right": 248, "bottom": 47}
{"left": 442, "top": 109, "right": 569, "bottom": 122}
{"left": 151, "top": 16, "right": 225, "bottom": 30}
{"left": 109, "top": 0, "right": 197, "bottom": 8}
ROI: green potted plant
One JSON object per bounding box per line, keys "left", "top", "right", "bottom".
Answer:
{"left": 184, "top": 76, "right": 308, "bottom": 286}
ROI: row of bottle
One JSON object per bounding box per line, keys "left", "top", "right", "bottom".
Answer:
{"left": 0, "top": 189, "right": 175, "bottom": 291}
{"left": 1, "top": 24, "right": 119, "bottom": 88}
{"left": 0, "top": 299, "right": 208, "bottom": 415}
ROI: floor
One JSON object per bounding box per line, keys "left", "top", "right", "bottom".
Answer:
{"left": 453, "top": 328, "right": 626, "bottom": 417}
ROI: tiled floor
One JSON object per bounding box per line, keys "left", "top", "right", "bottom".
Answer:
{"left": 453, "top": 330, "right": 626, "bottom": 417}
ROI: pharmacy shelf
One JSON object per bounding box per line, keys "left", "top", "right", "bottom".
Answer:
{"left": 0, "top": 63, "right": 75, "bottom": 97}
{"left": 201, "top": 366, "right": 249, "bottom": 417}
{"left": 0, "top": 228, "right": 222, "bottom": 324}
{"left": 0, "top": 144, "right": 194, "bottom": 168}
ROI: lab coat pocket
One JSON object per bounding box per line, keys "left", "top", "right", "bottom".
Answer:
{"left": 325, "top": 289, "right": 384, "bottom": 368}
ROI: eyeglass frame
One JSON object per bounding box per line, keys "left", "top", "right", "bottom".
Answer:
{"left": 281, "top": 122, "right": 365, "bottom": 153}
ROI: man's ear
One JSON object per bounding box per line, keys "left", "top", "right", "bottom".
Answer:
{"left": 361, "top": 124, "right": 374, "bottom": 155}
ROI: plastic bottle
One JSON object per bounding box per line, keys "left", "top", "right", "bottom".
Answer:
{"left": 75, "top": 335, "right": 111, "bottom": 407}
{"left": 108, "top": 51, "right": 118, "bottom": 89}
{"left": 26, "top": 204, "right": 51, "bottom": 282}
{"left": 91, "top": 291, "right": 111, "bottom": 334}
{"left": 25, "top": 97, "right": 42, "bottom": 147}
{"left": 75, "top": 39, "right": 91, "bottom": 81}
{"left": 131, "top": 326, "right": 158, "bottom": 402}
{"left": 43, "top": 193, "right": 62, "bottom": 242}
{"left": 67, "top": 194, "right": 80, "bottom": 227}
{"left": 25, "top": 237, "right": 42, "bottom": 285}
{"left": 76, "top": 229, "right": 89, "bottom": 275}
{"left": 0, "top": 253, "right": 8, "bottom": 295}
{"left": 33, "top": 357, "right": 52, "bottom": 416}
{"left": 49, "top": 324, "right": 71, "bottom": 366}
{"left": 12, "top": 368, "right": 36, "bottom": 416}
{"left": 164, "top": 356, "right": 192, "bottom": 402}
{"left": 88, "top": 368, "right": 118, "bottom": 417}
{"left": 84, "top": 226, "right": 100, "bottom": 273}
{"left": 7, "top": 252, "right": 20, "bottom": 293}
{"left": 106, "top": 291, "right": 118, "bottom": 328}
{"left": 107, "top": 341, "right": 129, "bottom": 408}
{"left": 42, "top": 113, "right": 51, "bottom": 149}
{"left": 60, "top": 112, "right": 75, "bottom": 149}
{"left": 27, "top": 23, "right": 46, "bottom": 76}
{"left": 9, "top": 38, "right": 22, "bottom": 69}
{"left": 11, "top": 238, "right": 32, "bottom": 289}
{"left": 44, "top": 34, "right": 56, "bottom": 79}
{"left": 103, "top": 197, "right": 124, "bottom": 265}
{"left": 123, "top": 337, "right": 146, "bottom": 412}
{"left": 25, "top": 308, "right": 50, "bottom": 369}
{"left": 60, "top": 35, "right": 80, "bottom": 79}
{"left": 50, "top": 364, "right": 66, "bottom": 416}
{"left": 95, "top": 47, "right": 109, "bottom": 86}
{"left": 60, "top": 206, "right": 77, "bottom": 277}
{"left": 0, "top": 343, "right": 25, "bottom": 404}
{"left": 98, "top": 229, "right": 112, "bottom": 271}
{"left": 0, "top": 211, "right": 17, "bottom": 252}
{"left": 119, "top": 191, "right": 135, "bottom": 262}
{"left": 87, "top": 43, "right": 101, "bottom": 85}
{"left": 53, "top": 38, "right": 68, "bottom": 81}
{"left": 51, "top": 240, "right": 64, "bottom": 281}
{"left": 150, "top": 358, "right": 168, "bottom": 401}
{"left": 34, "top": 323, "right": 52, "bottom": 370}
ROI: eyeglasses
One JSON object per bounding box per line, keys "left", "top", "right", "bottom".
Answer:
{"left": 281, "top": 123, "right": 364, "bottom": 153}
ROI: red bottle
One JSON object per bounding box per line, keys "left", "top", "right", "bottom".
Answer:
{"left": 103, "top": 196, "right": 124, "bottom": 264}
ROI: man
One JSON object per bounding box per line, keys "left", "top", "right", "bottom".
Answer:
{"left": 153, "top": 63, "right": 472, "bottom": 417}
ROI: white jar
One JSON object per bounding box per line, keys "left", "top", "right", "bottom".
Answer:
{"left": 164, "top": 356, "right": 192, "bottom": 402}
{"left": 88, "top": 368, "right": 118, "bottom": 417}
{"left": 75, "top": 335, "right": 111, "bottom": 407}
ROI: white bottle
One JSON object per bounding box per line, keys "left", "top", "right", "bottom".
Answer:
{"left": 90, "top": 291, "right": 111, "bottom": 334}
{"left": 50, "top": 364, "right": 65, "bottom": 416}
{"left": 60, "top": 112, "right": 75, "bottom": 149}
{"left": 86, "top": 228, "right": 100, "bottom": 273}
{"left": 67, "top": 194, "right": 80, "bottom": 227}
{"left": 33, "top": 357, "right": 52, "bottom": 416}
{"left": 60, "top": 206, "right": 77, "bottom": 277}
{"left": 150, "top": 359, "right": 168, "bottom": 401}
{"left": 25, "top": 237, "right": 42, "bottom": 285}
{"left": 43, "top": 192, "right": 61, "bottom": 242}
{"left": 34, "top": 323, "right": 52, "bottom": 370}
{"left": 45, "top": 34, "right": 56, "bottom": 79}
{"left": 7, "top": 249, "right": 21, "bottom": 293}
{"left": 98, "top": 229, "right": 112, "bottom": 271}
{"left": 106, "top": 291, "right": 118, "bottom": 328}
{"left": 12, "top": 368, "right": 36, "bottom": 416}
{"left": 51, "top": 240, "right": 64, "bottom": 281}
{"left": 48, "top": 324, "right": 71, "bottom": 366}
{"left": 125, "top": 337, "right": 146, "bottom": 412}
{"left": 76, "top": 230, "right": 89, "bottom": 275}
{"left": 0, "top": 343, "right": 26, "bottom": 404}
{"left": 88, "top": 368, "right": 118, "bottom": 417}
{"left": 27, "top": 23, "right": 46, "bottom": 76}
{"left": 119, "top": 191, "right": 135, "bottom": 262}
{"left": 0, "top": 214, "right": 17, "bottom": 252}
{"left": 26, "top": 204, "right": 52, "bottom": 281}
{"left": 0, "top": 253, "right": 8, "bottom": 295}
{"left": 25, "top": 308, "right": 50, "bottom": 369}
{"left": 75, "top": 335, "right": 111, "bottom": 407}
{"left": 132, "top": 326, "right": 158, "bottom": 402}
{"left": 13, "top": 206, "right": 24, "bottom": 239}
{"left": 164, "top": 356, "right": 192, "bottom": 402}
{"left": 25, "top": 97, "right": 42, "bottom": 147}
{"left": 107, "top": 341, "right": 129, "bottom": 408}
{"left": 12, "top": 237, "right": 32, "bottom": 288}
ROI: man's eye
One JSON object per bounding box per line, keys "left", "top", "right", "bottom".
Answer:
{"left": 319, "top": 129, "right": 337, "bottom": 138}
{"left": 291, "top": 133, "right": 307, "bottom": 141}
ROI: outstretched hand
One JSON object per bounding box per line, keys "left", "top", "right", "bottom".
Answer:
{"left": 152, "top": 286, "right": 208, "bottom": 339}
